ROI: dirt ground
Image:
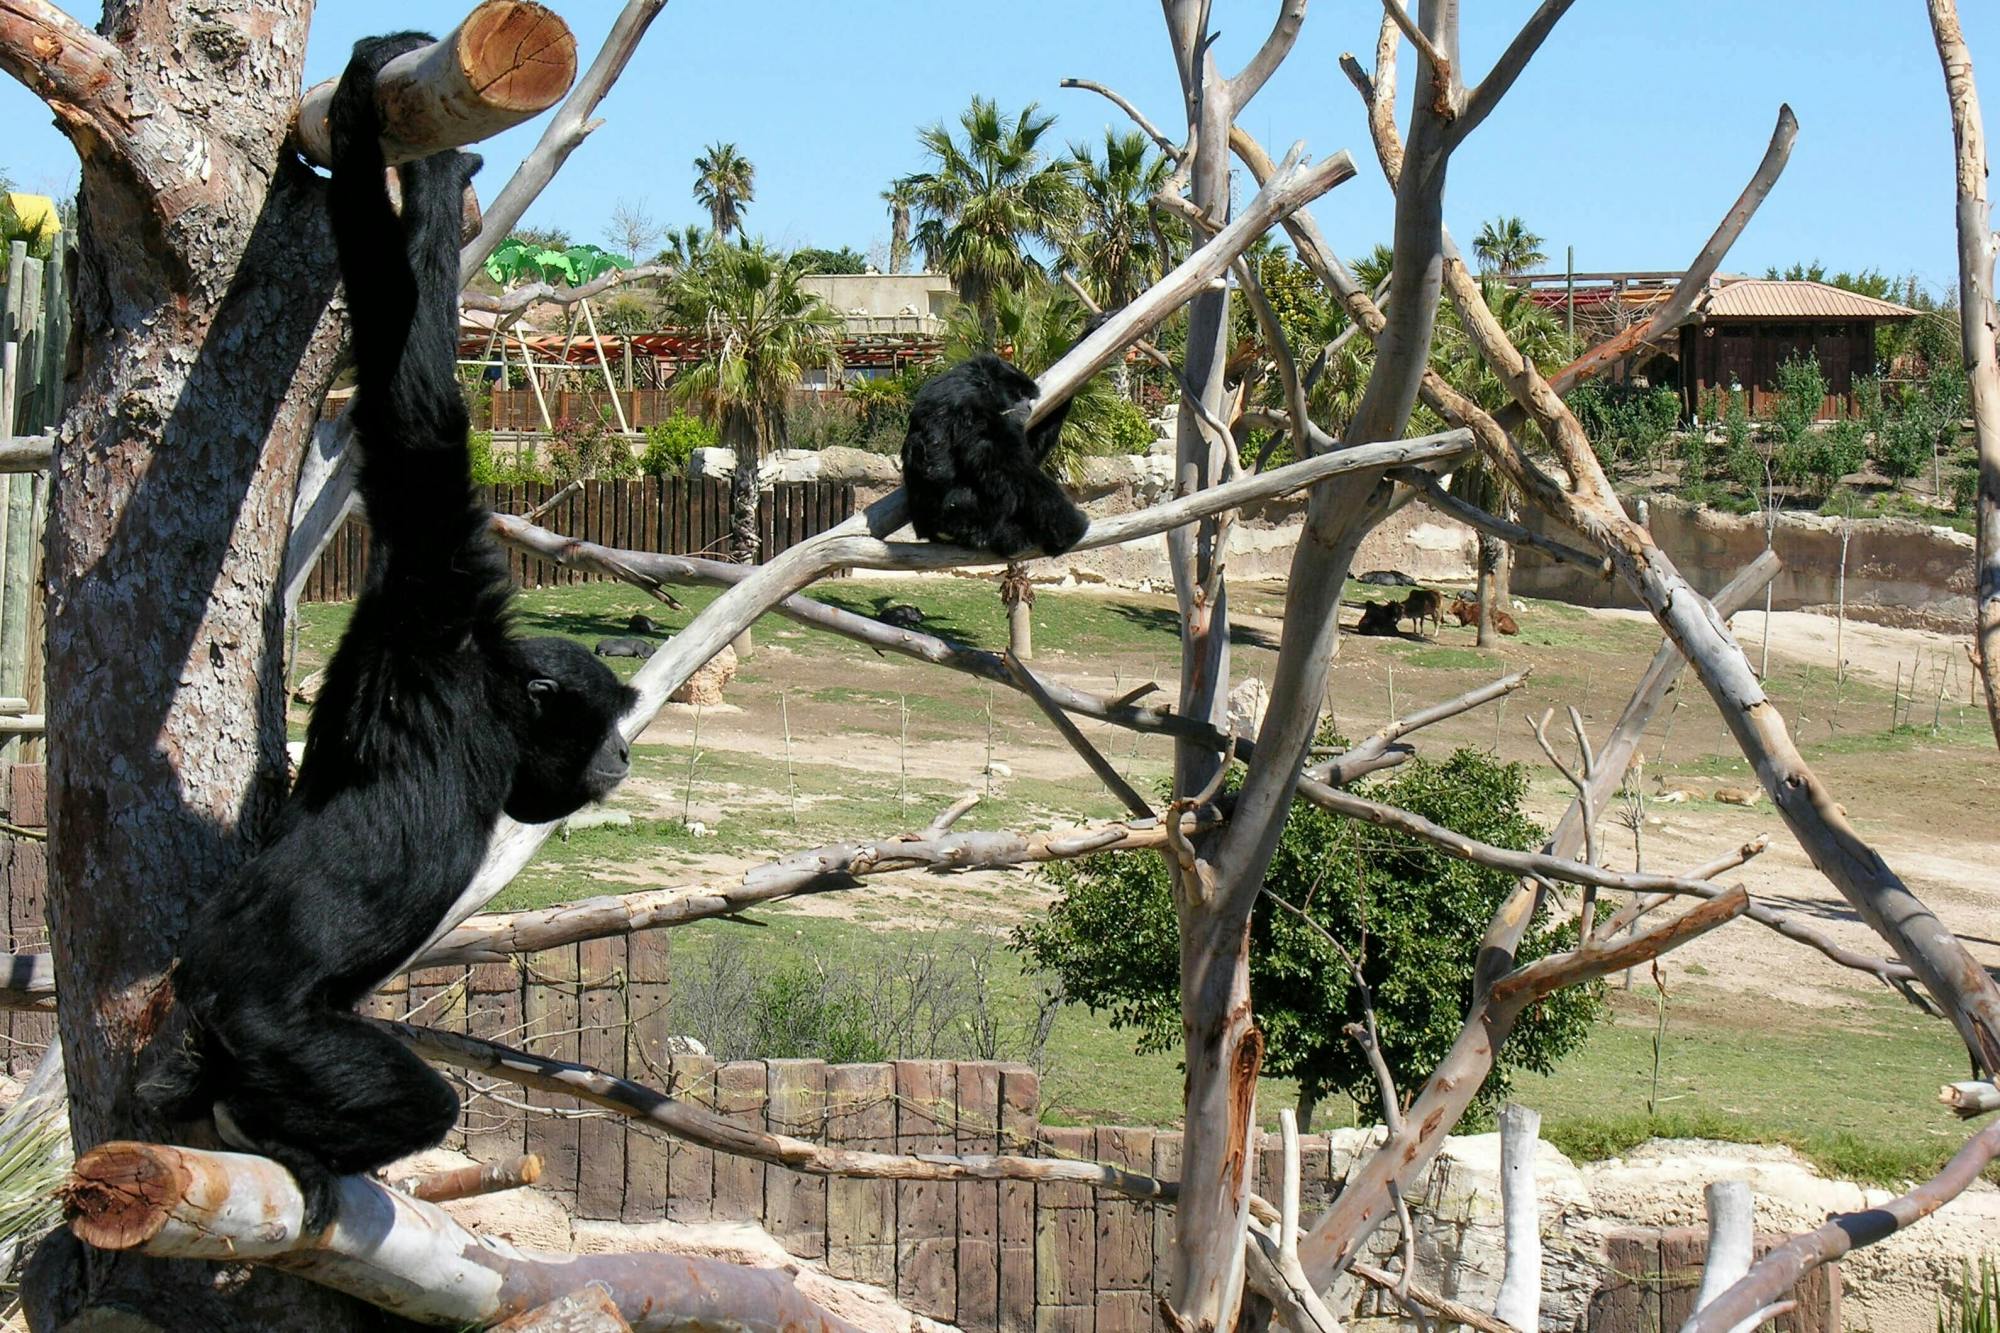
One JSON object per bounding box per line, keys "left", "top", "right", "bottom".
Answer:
{"left": 596, "top": 575, "right": 2000, "bottom": 1020}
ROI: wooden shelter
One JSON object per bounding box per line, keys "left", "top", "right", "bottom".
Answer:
{"left": 1677, "top": 279, "right": 1917, "bottom": 419}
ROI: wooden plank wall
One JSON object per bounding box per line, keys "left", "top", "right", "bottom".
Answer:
{"left": 301, "top": 478, "right": 857, "bottom": 604}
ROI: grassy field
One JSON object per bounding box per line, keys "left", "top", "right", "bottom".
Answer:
{"left": 293, "top": 574, "right": 1997, "bottom": 1186}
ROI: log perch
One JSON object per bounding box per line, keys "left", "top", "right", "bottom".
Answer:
{"left": 65, "top": 1142, "right": 865, "bottom": 1332}
{"left": 293, "top": 1, "right": 578, "bottom": 167}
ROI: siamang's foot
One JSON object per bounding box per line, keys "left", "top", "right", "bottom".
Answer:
{"left": 1037, "top": 504, "right": 1090, "bottom": 557}
{"left": 293, "top": 1163, "right": 342, "bottom": 1236}
{"left": 329, "top": 32, "right": 434, "bottom": 161}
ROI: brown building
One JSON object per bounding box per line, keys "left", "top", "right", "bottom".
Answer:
{"left": 1677, "top": 279, "right": 1917, "bottom": 419}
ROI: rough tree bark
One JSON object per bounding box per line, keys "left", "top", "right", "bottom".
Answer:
{"left": 0, "top": 3, "right": 578, "bottom": 1327}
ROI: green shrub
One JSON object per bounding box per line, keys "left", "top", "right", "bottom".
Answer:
{"left": 1100, "top": 395, "right": 1156, "bottom": 454}
{"left": 640, "top": 414, "right": 716, "bottom": 476}
{"left": 1016, "top": 747, "right": 1603, "bottom": 1123}
{"left": 1570, "top": 382, "right": 1679, "bottom": 468}
{"left": 1949, "top": 451, "right": 1980, "bottom": 514}
{"left": 1937, "top": 1257, "right": 1999, "bottom": 1333}
{"left": 469, "top": 431, "right": 552, "bottom": 485}
{"left": 1768, "top": 352, "right": 1826, "bottom": 449}
{"left": 1875, "top": 413, "right": 1932, "bottom": 487}
{"left": 1809, "top": 417, "right": 1868, "bottom": 499}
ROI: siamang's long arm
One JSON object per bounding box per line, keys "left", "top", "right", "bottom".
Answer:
{"left": 326, "top": 34, "right": 500, "bottom": 647}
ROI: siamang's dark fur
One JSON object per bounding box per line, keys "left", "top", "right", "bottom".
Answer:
{"left": 626, "top": 613, "right": 663, "bottom": 635}
{"left": 595, "top": 637, "right": 655, "bottom": 659}
{"left": 135, "top": 34, "right": 636, "bottom": 1231}
{"left": 900, "top": 353, "right": 1091, "bottom": 559}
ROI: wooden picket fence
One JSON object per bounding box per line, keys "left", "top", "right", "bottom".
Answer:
{"left": 300, "top": 476, "right": 857, "bottom": 603}
{"left": 0, "top": 239, "right": 67, "bottom": 764}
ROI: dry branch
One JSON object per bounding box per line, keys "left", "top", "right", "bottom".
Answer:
{"left": 1352, "top": 1262, "right": 1518, "bottom": 1333}
{"left": 397, "top": 1152, "right": 543, "bottom": 1203}
{"left": 416, "top": 806, "right": 1211, "bottom": 968}
{"left": 1489, "top": 888, "right": 1749, "bottom": 1004}
{"left": 393, "top": 1022, "right": 1179, "bottom": 1203}
{"left": 1683, "top": 1119, "right": 2000, "bottom": 1333}
{"left": 1006, "top": 651, "right": 1154, "bottom": 817}
{"left": 1939, "top": 1079, "right": 2000, "bottom": 1116}
{"left": 0, "top": 1, "right": 124, "bottom": 148}
{"left": 463, "top": 263, "right": 673, "bottom": 316}
{"left": 1389, "top": 468, "right": 1608, "bottom": 576}
{"left": 294, "top": 2, "right": 578, "bottom": 167}
{"left": 63, "top": 1141, "right": 864, "bottom": 1332}
{"left": 1927, "top": 0, "right": 2000, "bottom": 748}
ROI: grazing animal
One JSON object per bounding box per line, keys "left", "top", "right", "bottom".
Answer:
{"left": 1712, "top": 786, "right": 1763, "bottom": 807}
{"left": 1446, "top": 595, "right": 1520, "bottom": 635}
{"left": 134, "top": 35, "right": 637, "bottom": 1232}
{"left": 595, "top": 637, "right": 656, "bottom": 659}
{"left": 1358, "top": 569, "right": 1418, "bottom": 587}
{"left": 901, "top": 349, "right": 1094, "bottom": 559}
{"left": 627, "top": 613, "right": 664, "bottom": 635}
{"left": 1355, "top": 599, "right": 1403, "bottom": 636}
{"left": 1400, "top": 588, "right": 1442, "bottom": 635}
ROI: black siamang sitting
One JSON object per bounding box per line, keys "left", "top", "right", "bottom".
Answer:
{"left": 900, "top": 351, "right": 1093, "bottom": 560}
{"left": 136, "top": 34, "right": 636, "bottom": 1231}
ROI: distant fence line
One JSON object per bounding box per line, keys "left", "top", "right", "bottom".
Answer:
{"left": 300, "top": 477, "right": 857, "bottom": 604}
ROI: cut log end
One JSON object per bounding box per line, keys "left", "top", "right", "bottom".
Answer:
{"left": 292, "top": 0, "right": 579, "bottom": 167}
{"left": 63, "top": 1142, "right": 190, "bottom": 1251}
{"left": 459, "top": 1, "right": 579, "bottom": 112}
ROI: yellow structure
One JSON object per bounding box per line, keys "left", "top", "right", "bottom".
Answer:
{"left": 4, "top": 194, "right": 61, "bottom": 242}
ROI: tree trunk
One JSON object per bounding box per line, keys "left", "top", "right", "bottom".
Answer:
{"left": 1002, "top": 563, "right": 1033, "bottom": 661}
{"left": 1475, "top": 534, "right": 1498, "bottom": 647}
{"left": 20, "top": 9, "right": 402, "bottom": 1326}
{"left": 726, "top": 406, "right": 758, "bottom": 658}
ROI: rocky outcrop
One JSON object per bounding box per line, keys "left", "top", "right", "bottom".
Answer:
{"left": 668, "top": 642, "right": 737, "bottom": 706}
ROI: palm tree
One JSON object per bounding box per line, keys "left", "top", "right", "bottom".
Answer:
{"left": 692, "top": 142, "right": 755, "bottom": 241}
{"left": 667, "top": 241, "right": 843, "bottom": 572}
{"left": 907, "top": 96, "right": 1079, "bottom": 329}
{"left": 1472, "top": 215, "right": 1546, "bottom": 277}
{"left": 653, "top": 223, "right": 710, "bottom": 271}
{"left": 1064, "top": 130, "right": 1172, "bottom": 308}
{"left": 882, "top": 178, "right": 917, "bottom": 275}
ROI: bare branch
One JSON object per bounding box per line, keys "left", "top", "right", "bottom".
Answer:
{"left": 396, "top": 1152, "right": 543, "bottom": 1203}
{"left": 462, "top": 0, "right": 671, "bottom": 284}
{"left": 394, "top": 1023, "right": 1180, "bottom": 1203}
{"left": 418, "top": 806, "right": 1214, "bottom": 968}
{"left": 1488, "top": 888, "right": 1750, "bottom": 1004}
{"left": 1451, "top": 0, "right": 1577, "bottom": 148}
{"left": 1006, "top": 651, "right": 1155, "bottom": 818}
{"left": 1378, "top": 0, "right": 1449, "bottom": 104}
{"left": 64, "top": 1141, "right": 867, "bottom": 1332}
{"left": 1532, "top": 104, "right": 1798, "bottom": 403}
{"left": 1939, "top": 1079, "right": 2000, "bottom": 1116}
{"left": 1926, "top": 0, "right": 2000, "bottom": 748}
{"left": 463, "top": 263, "right": 673, "bottom": 316}
{"left": 294, "top": 4, "right": 578, "bottom": 167}
{"left": 1295, "top": 774, "right": 1744, "bottom": 904}
{"left": 1353, "top": 1262, "right": 1521, "bottom": 1333}
{"left": 1390, "top": 468, "right": 1610, "bottom": 577}
{"left": 1230, "top": 0, "right": 1308, "bottom": 108}
{"left": 1684, "top": 1120, "right": 2000, "bottom": 1333}
{"left": 0, "top": 1, "right": 123, "bottom": 142}
{"left": 1060, "top": 77, "right": 1182, "bottom": 160}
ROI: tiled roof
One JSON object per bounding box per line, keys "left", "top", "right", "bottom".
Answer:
{"left": 1701, "top": 279, "right": 1917, "bottom": 320}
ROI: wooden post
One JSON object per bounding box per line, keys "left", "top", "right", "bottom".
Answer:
{"left": 1692, "top": 1180, "right": 1756, "bottom": 1333}
{"left": 293, "top": 2, "right": 578, "bottom": 167}
{"left": 1494, "top": 1103, "right": 1543, "bottom": 1331}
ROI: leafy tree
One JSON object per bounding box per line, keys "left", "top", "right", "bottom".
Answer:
{"left": 510, "top": 223, "right": 572, "bottom": 251}
{"left": 882, "top": 177, "right": 917, "bottom": 275}
{"left": 666, "top": 241, "right": 843, "bottom": 563}
{"left": 1472, "top": 215, "right": 1546, "bottom": 276}
{"left": 692, "top": 141, "right": 756, "bottom": 240}
{"left": 1017, "top": 748, "right": 1602, "bottom": 1128}
{"left": 792, "top": 245, "right": 869, "bottom": 275}
{"left": 1063, "top": 129, "right": 1174, "bottom": 307}
{"left": 1810, "top": 416, "right": 1868, "bottom": 499}
{"left": 908, "top": 96, "right": 1079, "bottom": 328}
{"left": 1767, "top": 352, "right": 1827, "bottom": 488}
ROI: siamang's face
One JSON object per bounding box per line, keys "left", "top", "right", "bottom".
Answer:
{"left": 503, "top": 636, "right": 638, "bottom": 824}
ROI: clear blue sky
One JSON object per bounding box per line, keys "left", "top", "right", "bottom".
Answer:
{"left": 3, "top": 2, "right": 1996, "bottom": 292}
